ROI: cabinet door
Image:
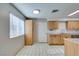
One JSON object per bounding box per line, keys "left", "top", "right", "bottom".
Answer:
{"left": 48, "top": 21, "right": 58, "bottom": 30}
{"left": 48, "top": 35, "right": 53, "bottom": 45}
{"left": 54, "top": 35, "right": 63, "bottom": 45}
{"left": 66, "top": 21, "right": 79, "bottom": 30}
{"left": 60, "top": 34, "right": 64, "bottom": 44}
{"left": 25, "top": 20, "right": 33, "bottom": 45}
{"left": 48, "top": 35, "right": 63, "bottom": 45}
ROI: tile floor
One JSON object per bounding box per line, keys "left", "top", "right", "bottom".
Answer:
{"left": 16, "top": 43, "right": 64, "bottom": 56}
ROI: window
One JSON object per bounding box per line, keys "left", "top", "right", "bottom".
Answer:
{"left": 10, "top": 13, "right": 24, "bottom": 38}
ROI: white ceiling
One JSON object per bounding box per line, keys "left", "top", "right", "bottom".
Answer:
{"left": 13, "top": 3, "right": 79, "bottom": 19}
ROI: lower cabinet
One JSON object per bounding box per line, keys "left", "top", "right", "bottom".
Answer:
{"left": 48, "top": 34, "right": 63, "bottom": 45}
{"left": 48, "top": 34, "right": 71, "bottom": 45}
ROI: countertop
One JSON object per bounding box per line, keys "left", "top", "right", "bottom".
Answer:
{"left": 48, "top": 30, "right": 79, "bottom": 35}
{"left": 64, "top": 38, "right": 79, "bottom": 44}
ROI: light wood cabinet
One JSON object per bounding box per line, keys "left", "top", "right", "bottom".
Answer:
{"left": 48, "top": 21, "right": 58, "bottom": 30}
{"left": 66, "top": 21, "right": 79, "bottom": 30}
{"left": 48, "top": 34, "right": 64, "bottom": 45}
{"left": 48, "top": 34, "right": 71, "bottom": 45}
{"left": 64, "top": 39, "right": 79, "bottom": 56}
{"left": 24, "top": 20, "right": 33, "bottom": 45}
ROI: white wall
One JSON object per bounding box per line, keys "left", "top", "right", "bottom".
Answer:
{"left": 0, "top": 3, "right": 25, "bottom": 56}
{"left": 59, "top": 22, "right": 66, "bottom": 30}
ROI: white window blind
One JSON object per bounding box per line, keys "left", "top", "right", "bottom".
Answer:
{"left": 10, "top": 13, "right": 24, "bottom": 38}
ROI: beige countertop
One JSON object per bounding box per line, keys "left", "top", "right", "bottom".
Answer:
{"left": 64, "top": 38, "right": 79, "bottom": 44}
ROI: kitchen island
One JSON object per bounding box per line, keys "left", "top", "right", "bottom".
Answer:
{"left": 64, "top": 38, "right": 79, "bottom": 56}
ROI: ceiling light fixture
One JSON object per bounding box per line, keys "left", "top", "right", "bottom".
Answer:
{"left": 68, "top": 10, "right": 79, "bottom": 16}
{"left": 33, "top": 9, "right": 40, "bottom": 14}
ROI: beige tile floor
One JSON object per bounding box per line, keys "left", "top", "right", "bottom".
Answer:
{"left": 16, "top": 43, "right": 64, "bottom": 56}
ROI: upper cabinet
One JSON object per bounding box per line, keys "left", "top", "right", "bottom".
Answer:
{"left": 66, "top": 21, "right": 79, "bottom": 30}
{"left": 48, "top": 21, "right": 58, "bottom": 30}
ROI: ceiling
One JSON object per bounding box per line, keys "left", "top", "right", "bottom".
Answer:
{"left": 13, "top": 3, "right": 79, "bottom": 19}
